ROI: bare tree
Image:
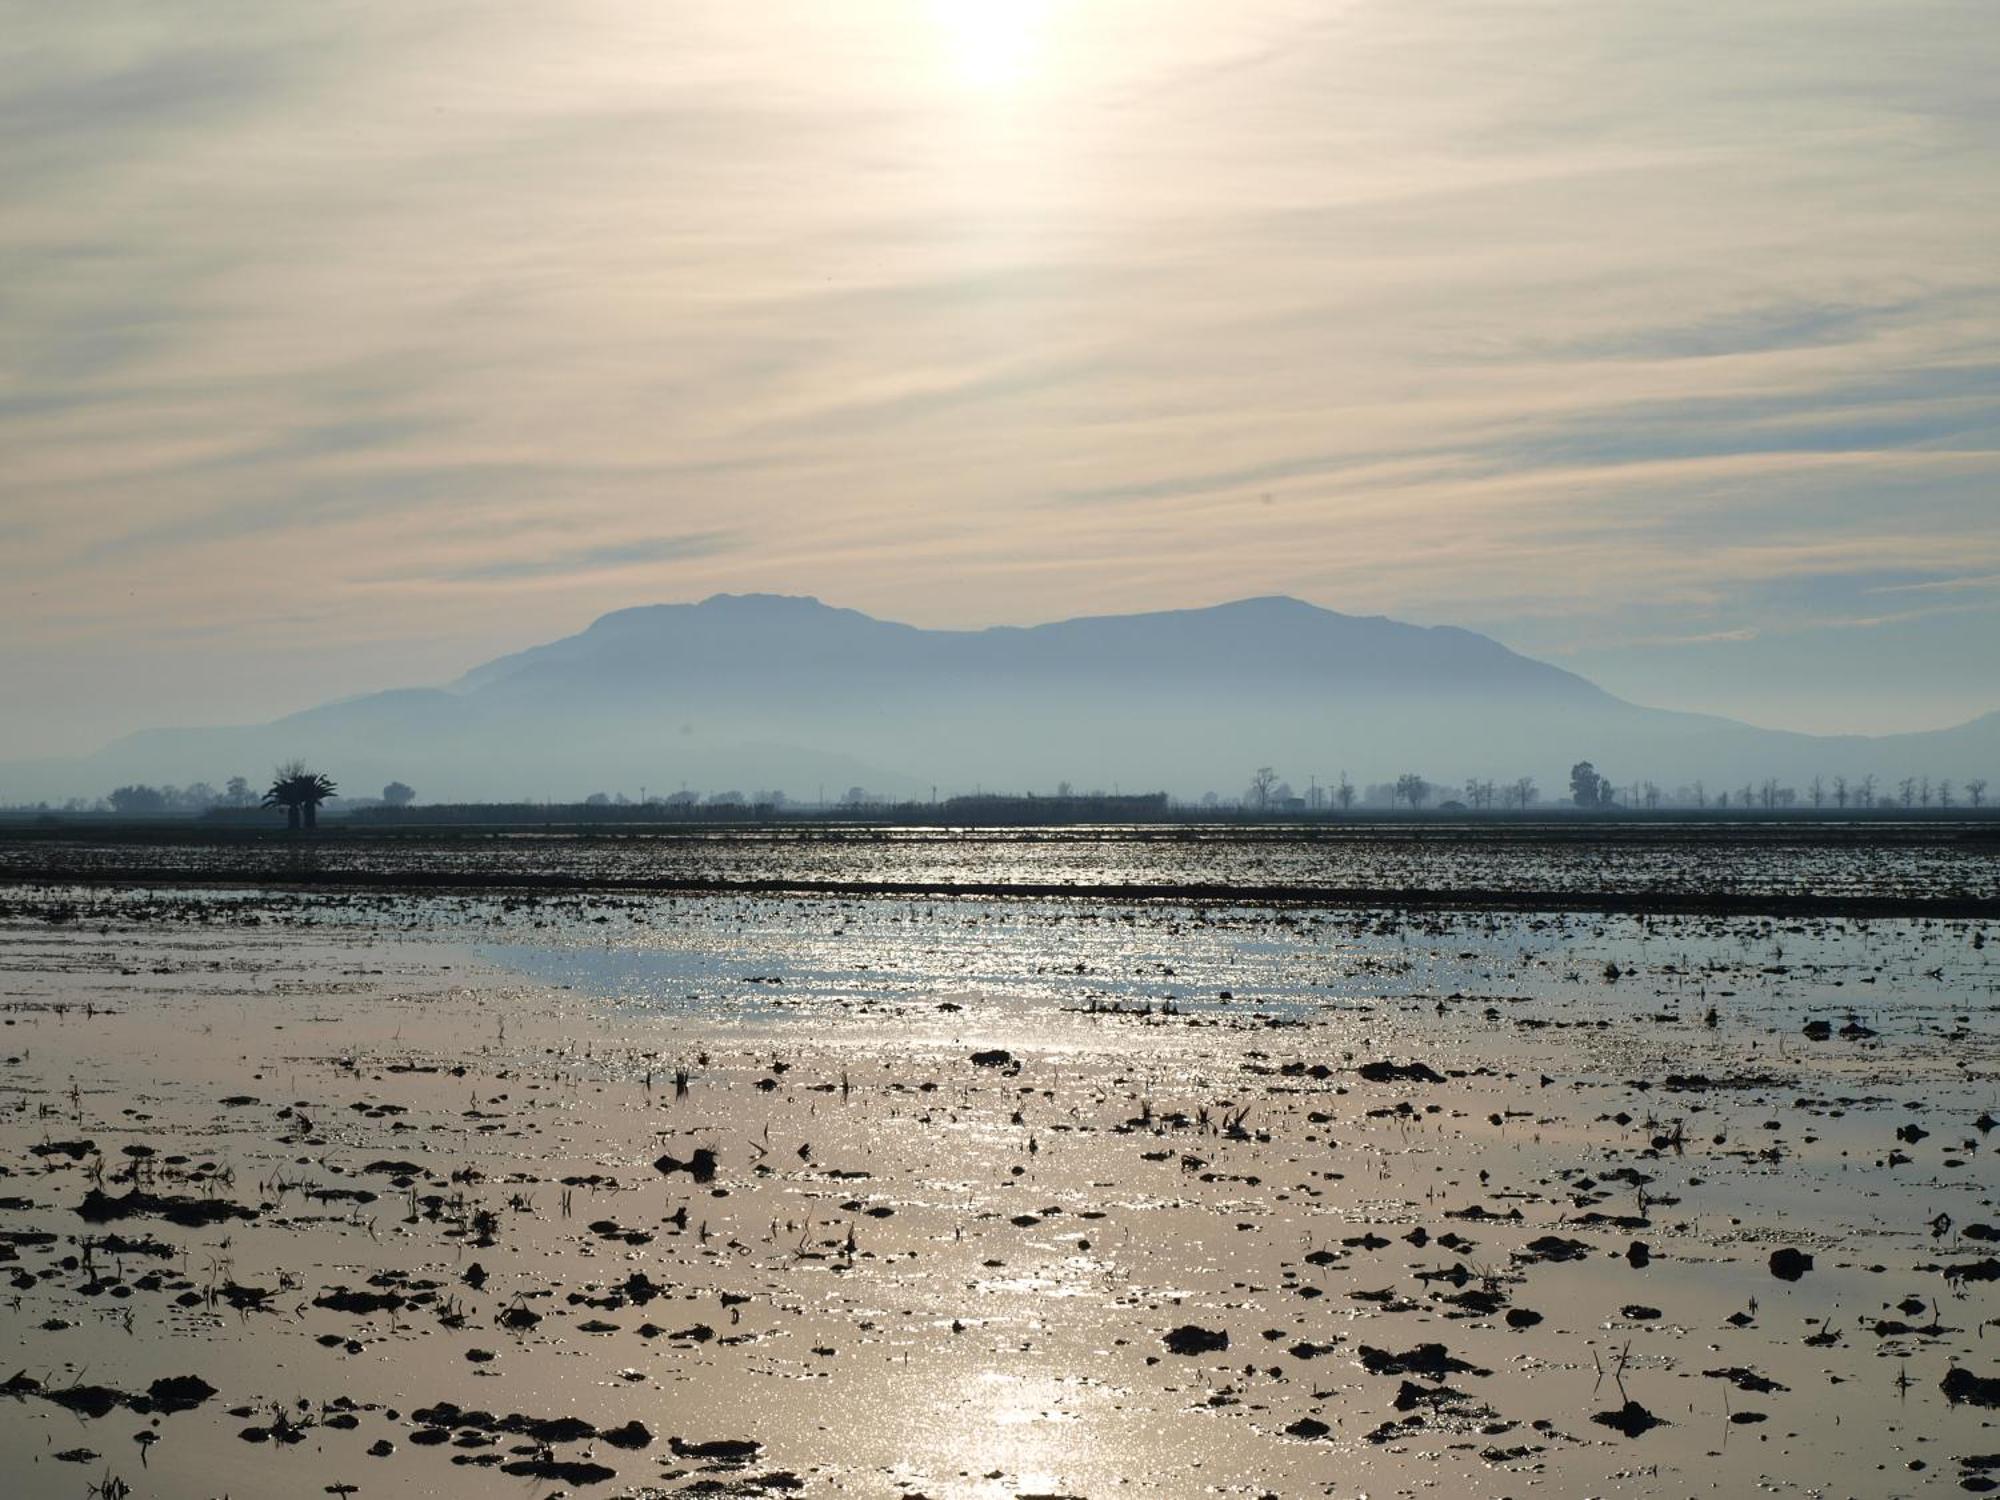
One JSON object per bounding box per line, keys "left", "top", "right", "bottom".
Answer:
{"left": 1939, "top": 779, "right": 1955, "bottom": 808}
{"left": 1249, "top": 766, "right": 1278, "bottom": 811}
{"left": 1395, "top": 772, "right": 1432, "bottom": 810}
{"left": 1690, "top": 779, "right": 1705, "bottom": 808}
{"left": 1857, "top": 773, "right": 1876, "bottom": 808}
{"left": 1335, "top": 771, "right": 1355, "bottom": 811}
{"left": 1831, "top": 774, "right": 1848, "bottom": 809}
{"left": 1968, "top": 777, "right": 1988, "bottom": 808}
{"left": 1809, "top": 774, "right": 1824, "bottom": 809}
{"left": 1898, "top": 776, "right": 1917, "bottom": 809}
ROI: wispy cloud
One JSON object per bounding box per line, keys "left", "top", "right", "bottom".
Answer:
{"left": 1866, "top": 572, "right": 2000, "bottom": 597}
{"left": 3, "top": 0, "right": 1998, "bottom": 753}
{"left": 398, "top": 533, "right": 743, "bottom": 585}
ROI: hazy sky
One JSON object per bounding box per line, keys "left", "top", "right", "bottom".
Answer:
{"left": 5, "top": 0, "right": 1997, "bottom": 758}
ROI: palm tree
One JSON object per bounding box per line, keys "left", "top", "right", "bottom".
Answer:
{"left": 263, "top": 762, "right": 338, "bottom": 831}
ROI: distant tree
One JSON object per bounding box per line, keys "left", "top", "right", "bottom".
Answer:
{"left": 225, "top": 775, "right": 253, "bottom": 808}
{"left": 1831, "top": 774, "right": 1848, "bottom": 809}
{"left": 1248, "top": 766, "right": 1279, "bottom": 811}
{"left": 1938, "top": 779, "right": 1955, "bottom": 809}
{"left": 1569, "top": 761, "right": 1605, "bottom": 810}
{"left": 1200, "top": 790, "right": 1220, "bottom": 809}
{"left": 1335, "top": 772, "right": 1355, "bottom": 811}
{"left": 1919, "top": 776, "right": 1934, "bottom": 808}
{"left": 1857, "top": 773, "right": 1877, "bottom": 808}
{"left": 1760, "top": 778, "right": 1779, "bottom": 810}
{"left": 1690, "top": 779, "right": 1706, "bottom": 809}
{"left": 1642, "top": 781, "right": 1661, "bottom": 810}
{"left": 1969, "top": 778, "right": 1988, "bottom": 808}
{"left": 1715, "top": 790, "right": 1729, "bottom": 809}
{"left": 1395, "top": 772, "right": 1431, "bottom": 810}
{"left": 108, "top": 784, "right": 167, "bottom": 815}
{"left": 381, "top": 781, "right": 415, "bottom": 808}
{"left": 1898, "top": 776, "right": 1917, "bottom": 809}
{"left": 584, "top": 792, "right": 612, "bottom": 807}
{"left": 263, "top": 761, "right": 337, "bottom": 831}
{"left": 1809, "top": 774, "right": 1824, "bottom": 809}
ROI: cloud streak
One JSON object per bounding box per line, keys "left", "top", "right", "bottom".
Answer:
{"left": 2, "top": 0, "right": 1997, "bottom": 755}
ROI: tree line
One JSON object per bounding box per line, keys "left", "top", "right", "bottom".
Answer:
{"left": 9, "top": 761, "right": 1993, "bottom": 820}
{"left": 22, "top": 768, "right": 414, "bottom": 823}
{"left": 1230, "top": 760, "right": 1990, "bottom": 812}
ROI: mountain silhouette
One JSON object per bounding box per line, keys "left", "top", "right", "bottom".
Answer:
{"left": 7, "top": 594, "right": 1996, "bottom": 802}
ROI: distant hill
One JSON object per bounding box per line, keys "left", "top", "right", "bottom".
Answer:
{"left": 5, "top": 594, "right": 1996, "bottom": 803}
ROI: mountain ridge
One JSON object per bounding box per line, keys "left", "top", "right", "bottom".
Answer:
{"left": 5, "top": 593, "right": 1995, "bottom": 803}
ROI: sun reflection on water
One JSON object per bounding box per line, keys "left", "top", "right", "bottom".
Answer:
{"left": 900, "top": 1367, "right": 1104, "bottom": 1498}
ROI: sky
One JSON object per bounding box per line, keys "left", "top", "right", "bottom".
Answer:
{"left": 4, "top": 0, "right": 1998, "bottom": 760}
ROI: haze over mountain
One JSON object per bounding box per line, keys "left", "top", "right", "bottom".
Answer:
{"left": 6, "top": 594, "right": 1996, "bottom": 805}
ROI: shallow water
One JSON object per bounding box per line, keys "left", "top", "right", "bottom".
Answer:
{"left": 0, "top": 882, "right": 1995, "bottom": 1498}
{"left": 7, "top": 821, "right": 1998, "bottom": 900}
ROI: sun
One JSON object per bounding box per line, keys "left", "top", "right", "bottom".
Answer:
{"left": 928, "top": 0, "right": 1050, "bottom": 93}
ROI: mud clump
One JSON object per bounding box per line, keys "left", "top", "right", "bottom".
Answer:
{"left": 1769, "top": 1247, "right": 1814, "bottom": 1281}
{"left": 1942, "top": 1367, "right": 2000, "bottom": 1408}
{"left": 670, "top": 1436, "right": 763, "bottom": 1462}
{"left": 1594, "top": 1400, "right": 1668, "bottom": 1437}
{"left": 76, "top": 1188, "right": 257, "bottom": 1228}
{"left": 1163, "top": 1324, "right": 1230, "bottom": 1355}
{"left": 1356, "top": 1060, "right": 1446, "bottom": 1084}
{"left": 1358, "top": 1343, "right": 1486, "bottom": 1378}
{"left": 654, "top": 1148, "right": 719, "bottom": 1183}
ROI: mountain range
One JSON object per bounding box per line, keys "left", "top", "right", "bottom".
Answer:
{"left": 7, "top": 594, "right": 1997, "bottom": 804}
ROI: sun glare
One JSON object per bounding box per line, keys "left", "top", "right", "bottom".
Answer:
{"left": 929, "top": 0, "right": 1049, "bottom": 93}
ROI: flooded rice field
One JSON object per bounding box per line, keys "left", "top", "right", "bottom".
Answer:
{"left": 5, "top": 821, "right": 1999, "bottom": 904}
{"left": 0, "top": 861, "right": 1996, "bottom": 1497}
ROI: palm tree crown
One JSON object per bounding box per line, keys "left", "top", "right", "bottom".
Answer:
{"left": 263, "top": 761, "right": 338, "bottom": 830}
